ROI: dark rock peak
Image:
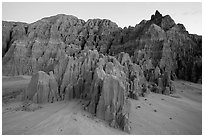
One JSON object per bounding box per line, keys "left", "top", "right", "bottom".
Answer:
{"left": 151, "top": 10, "right": 163, "bottom": 21}
{"left": 155, "top": 10, "right": 162, "bottom": 17}
{"left": 149, "top": 10, "right": 176, "bottom": 31}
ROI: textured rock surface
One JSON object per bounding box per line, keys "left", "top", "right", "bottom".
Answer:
{"left": 88, "top": 60, "right": 131, "bottom": 131}
{"left": 25, "top": 71, "right": 59, "bottom": 103}
{"left": 24, "top": 50, "right": 133, "bottom": 132}
{"left": 2, "top": 15, "right": 118, "bottom": 76}
{"left": 2, "top": 11, "right": 201, "bottom": 85}
{"left": 2, "top": 10, "right": 202, "bottom": 132}
{"left": 116, "top": 52, "right": 148, "bottom": 99}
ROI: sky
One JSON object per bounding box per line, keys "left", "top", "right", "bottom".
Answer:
{"left": 2, "top": 2, "right": 202, "bottom": 35}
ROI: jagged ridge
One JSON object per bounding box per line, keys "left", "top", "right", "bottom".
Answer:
{"left": 2, "top": 10, "right": 201, "bottom": 83}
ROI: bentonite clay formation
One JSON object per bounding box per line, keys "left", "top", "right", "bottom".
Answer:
{"left": 2, "top": 10, "right": 202, "bottom": 132}
{"left": 24, "top": 50, "right": 133, "bottom": 132}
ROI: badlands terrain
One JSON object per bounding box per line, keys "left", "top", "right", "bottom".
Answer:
{"left": 2, "top": 75, "right": 202, "bottom": 134}
{"left": 2, "top": 10, "right": 202, "bottom": 134}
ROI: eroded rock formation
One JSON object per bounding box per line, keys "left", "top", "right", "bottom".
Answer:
{"left": 2, "top": 10, "right": 202, "bottom": 132}
{"left": 25, "top": 50, "right": 132, "bottom": 132}
{"left": 3, "top": 11, "right": 201, "bottom": 85}
{"left": 25, "top": 71, "right": 59, "bottom": 103}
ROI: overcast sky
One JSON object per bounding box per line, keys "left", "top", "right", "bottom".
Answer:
{"left": 2, "top": 2, "right": 202, "bottom": 35}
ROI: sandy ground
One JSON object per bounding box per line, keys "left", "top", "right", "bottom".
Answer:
{"left": 2, "top": 77, "right": 202, "bottom": 135}
{"left": 129, "top": 80, "right": 202, "bottom": 135}
{"left": 2, "top": 75, "right": 31, "bottom": 97}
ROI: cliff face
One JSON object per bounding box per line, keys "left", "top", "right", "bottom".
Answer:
{"left": 2, "top": 11, "right": 201, "bottom": 83}
{"left": 109, "top": 10, "right": 202, "bottom": 83}
{"left": 2, "top": 15, "right": 118, "bottom": 75}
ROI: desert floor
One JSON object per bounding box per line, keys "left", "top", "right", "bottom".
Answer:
{"left": 2, "top": 75, "right": 202, "bottom": 135}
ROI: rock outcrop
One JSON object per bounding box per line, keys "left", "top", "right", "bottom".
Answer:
{"left": 25, "top": 71, "right": 59, "bottom": 103}
{"left": 24, "top": 50, "right": 132, "bottom": 132}
{"left": 87, "top": 57, "right": 131, "bottom": 132}
{"left": 2, "top": 11, "right": 201, "bottom": 86}
{"left": 10, "top": 11, "right": 202, "bottom": 132}
{"left": 109, "top": 10, "right": 201, "bottom": 91}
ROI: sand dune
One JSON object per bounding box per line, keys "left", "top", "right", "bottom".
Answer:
{"left": 2, "top": 77, "right": 202, "bottom": 135}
